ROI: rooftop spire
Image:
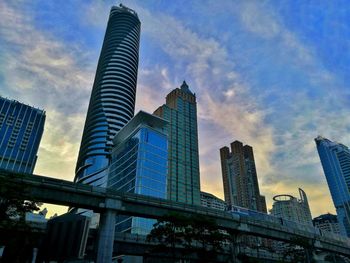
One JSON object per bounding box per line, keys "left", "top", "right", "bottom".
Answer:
{"left": 180, "top": 80, "right": 192, "bottom": 94}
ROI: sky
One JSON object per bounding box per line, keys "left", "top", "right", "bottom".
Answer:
{"left": 1, "top": 0, "right": 350, "bottom": 218}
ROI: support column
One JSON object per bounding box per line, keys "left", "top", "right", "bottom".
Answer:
{"left": 31, "top": 248, "right": 38, "bottom": 263}
{"left": 97, "top": 210, "right": 116, "bottom": 263}
{"left": 305, "top": 248, "right": 314, "bottom": 263}
{"left": 230, "top": 233, "right": 242, "bottom": 263}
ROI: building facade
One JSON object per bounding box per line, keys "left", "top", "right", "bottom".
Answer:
{"left": 75, "top": 4, "right": 141, "bottom": 187}
{"left": 315, "top": 136, "right": 350, "bottom": 237}
{"left": 270, "top": 188, "right": 313, "bottom": 225}
{"left": 108, "top": 111, "right": 168, "bottom": 234}
{"left": 313, "top": 213, "right": 340, "bottom": 235}
{"left": 40, "top": 213, "right": 90, "bottom": 261}
{"left": 220, "top": 141, "right": 266, "bottom": 212}
{"left": 0, "top": 97, "right": 45, "bottom": 174}
{"left": 153, "top": 81, "right": 201, "bottom": 205}
{"left": 200, "top": 191, "right": 226, "bottom": 211}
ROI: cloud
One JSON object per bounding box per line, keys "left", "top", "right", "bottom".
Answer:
{"left": 0, "top": 0, "right": 95, "bottom": 181}
{"left": 118, "top": 3, "right": 277, "bottom": 201}
{"left": 84, "top": 2, "right": 340, "bottom": 215}
{"left": 240, "top": 2, "right": 281, "bottom": 39}
{"left": 2, "top": 0, "right": 347, "bottom": 218}
{"left": 135, "top": 66, "right": 177, "bottom": 113}
{"left": 238, "top": 2, "right": 313, "bottom": 64}
{"left": 0, "top": 0, "right": 97, "bottom": 217}
{"left": 0, "top": 3, "right": 93, "bottom": 114}
{"left": 35, "top": 110, "right": 85, "bottom": 181}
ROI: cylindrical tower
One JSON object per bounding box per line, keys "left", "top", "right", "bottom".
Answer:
{"left": 75, "top": 4, "right": 140, "bottom": 187}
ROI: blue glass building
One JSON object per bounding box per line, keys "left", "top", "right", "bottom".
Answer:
{"left": 0, "top": 97, "right": 45, "bottom": 174}
{"left": 75, "top": 4, "right": 140, "bottom": 187}
{"left": 108, "top": 111, "right": 168, "bottom": 234}
{"left": 153, "top": 81, "right": 201, "bottom": 205}
{"left": 315, "top": 136, "right": 350, "bottom": 237}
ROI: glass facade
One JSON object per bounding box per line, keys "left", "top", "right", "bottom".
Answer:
{"left": 315, "top": 136, "right": 350, "bottom": 237}
{"left": 75, "top": 4, "right": 140, "bottom": 187}
{"left": 0, "top": 97, "right": 45, "bottom": 174}
{"left": 108, "top": 111, "right": 167, "bottom": 235}
{"left": 154, "top": 81, "right": 201, "bottom": 205}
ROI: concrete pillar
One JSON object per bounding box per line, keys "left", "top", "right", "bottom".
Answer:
{"left": 230, "top": 233, "right": 242, "bottom": 263}
{"left": 31, "top": 248, "right": 38, "bottom": 263}
{"left": 305, "top": 248, "right": 314, "bottom": 263}
{"left": 96, "top": 210, "right": 116, "bottom": 263}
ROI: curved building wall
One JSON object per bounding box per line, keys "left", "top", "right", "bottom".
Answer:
{"left": 75, "top": 5, "right": 140, "bottom": 187}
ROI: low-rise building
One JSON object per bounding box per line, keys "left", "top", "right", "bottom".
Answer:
{"left": 313, "top": 213, "right": 340, "bottom": 235}
{"left": 270, "top": 188, "right": 312, "bottom": 225}
{"left": 200, "top": 191, "right": 226, "bottom": 211}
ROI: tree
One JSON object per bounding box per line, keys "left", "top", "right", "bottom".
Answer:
{"left": 0, "top": 174, "right": 42, "bottom": 262}
{"left": 146, "top": 212, "right": 190, "bottom": 261}
{"left": 281, "top": 236, "right": 315, "bottom": 263}
{"left": 147, "top": 212, "right": 230, "bottom": 262}
{"left": 188, "top": 215, "right": 229, "bottom": 262}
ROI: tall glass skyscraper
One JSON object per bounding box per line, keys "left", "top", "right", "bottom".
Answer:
{"left": 315, "top": 136, "right": 350, "bottom": 237}
{"left": 108, "top": 111, "right": 168, "bottom": 235}
{"left": 0, "top": 97, "right": 45, "bottom": 174}
{"left": 75, "top": 4, "right": 140, "bottom": 187}
{"left": 154, "top": 81, "right": 201, "bottom": 205}
{"left": 220, "top": 140, "right": 267, "bottom": 212}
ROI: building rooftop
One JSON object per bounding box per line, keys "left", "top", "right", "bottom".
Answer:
{"left": 111, "top": 3, "right": 138, "bottom": 18}
{"left": 0, "top": 96, "right": 45, "bottom": 113}
{"left": 113, "top": 110, "right": 168, "bottom": 145}
{"left": 180, "top": 81, "right": 193, "bottom": 94}
{"left": 315, "top": 135, "right": 349, "bottom": 149}
{"left": 200, "top": 191, "right": 225, "bottom": 201}
{"left": 313, "top": 213, "right": 338, "bottom": 222}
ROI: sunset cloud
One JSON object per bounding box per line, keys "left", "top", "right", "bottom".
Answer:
{"left": 1, "top": 0, "right": 350, "bottom": 218}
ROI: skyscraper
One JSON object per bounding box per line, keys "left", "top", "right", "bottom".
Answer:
{"left": 75, "top": 4, "right": 140, "bottom": 187}
{"left": 270, "top": 188, "right": 313, "bottom": 226}
{"left": 0, "top": 97, "right": 45, "bottom": 174}
{"left": 315, "top": 136, "right": 350, "bottom": 237}
{"left": 154, "top": 81, "right": 201, "bottom": 205}
{"left": 108, "top": 111, "right": 168, "bottom": 235}
{"left": 220, "top": 140, "right": 266, "bottom": 212}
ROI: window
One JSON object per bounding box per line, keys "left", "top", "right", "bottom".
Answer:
{"left": 6, "top": 115, "right": 15, "bottom": 126}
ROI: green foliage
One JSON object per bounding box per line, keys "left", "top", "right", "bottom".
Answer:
{"left": 280, "top": 236, "right": 315, "bottom": 263}
{"left": 147, "top": 212, "right": 230, "bottom": 262}
{"left": 0, "top": 178, "right": 41, "bottom": 227}
{"left": 0, "top": 175, "right": 42, "bottom": 262}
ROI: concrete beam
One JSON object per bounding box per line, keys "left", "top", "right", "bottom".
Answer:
{"left": 1, "top": 171, "right": 349, "bottom": 256}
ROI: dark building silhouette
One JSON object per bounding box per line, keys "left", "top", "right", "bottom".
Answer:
{"left": 75, "top": 4, "right": 141, "bottom": 187}
{"left": 39, "top": 213, "right": 90, "bottom": 261}
{"left": 220, "top": 140, "right": 266, "bottom": 212}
